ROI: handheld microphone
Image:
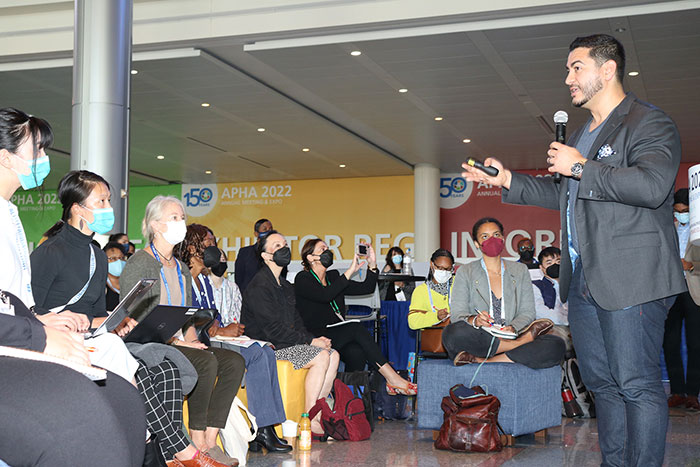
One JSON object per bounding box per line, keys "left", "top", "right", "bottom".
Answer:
{"left": 465, "top": 157, "right": 499, "bottom": 177}
{"left": 552, "top": 110, "right": 568, "bottom": 183}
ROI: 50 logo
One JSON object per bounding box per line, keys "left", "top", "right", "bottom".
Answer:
{"left": 181, "top": 184, "right": 218, "bottom": 217}
{"left": 439, "top": 174, "right": 473, "bottom": 209}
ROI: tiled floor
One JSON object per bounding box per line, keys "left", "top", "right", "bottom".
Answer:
{"left": 245, "top": 406, "right": 700, "bottom": 466}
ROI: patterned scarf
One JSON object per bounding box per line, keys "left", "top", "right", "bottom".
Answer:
{"left": 428, "top": 276, "right": 452, "bottom": 297}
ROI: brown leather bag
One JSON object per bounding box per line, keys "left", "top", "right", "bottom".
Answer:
{"left": 434, "top": 384, "right": 503, "bottom": 453}
{"left": 420, "top": 319, "right": 449, "bottom": 354}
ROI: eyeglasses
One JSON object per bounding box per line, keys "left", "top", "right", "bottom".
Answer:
{"left": 107, "top": 255, "right": 125, "bottom": 262}
{"left": 518, "top": 246, "right": 534, "bottom": 252}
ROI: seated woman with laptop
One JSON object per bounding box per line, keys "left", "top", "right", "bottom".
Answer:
{"left": 122, "top": 194, "right": 245, "bottom": 466}
{"left": 31, "top": 173, "right": 229, "bottom": 466}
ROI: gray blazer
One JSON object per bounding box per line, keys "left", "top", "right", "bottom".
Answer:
{"left": 503, "top": 93, "right": 686, "bottom": 310}
{"left": 451, "top": 259, "right": 535, "bottom": 332}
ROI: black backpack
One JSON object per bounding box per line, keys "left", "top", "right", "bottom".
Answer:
{"left": 370, "top": 370, "right": 411, "bottom": 421}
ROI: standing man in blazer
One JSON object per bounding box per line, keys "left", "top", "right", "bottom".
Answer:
{"left": 664, "top": 188, "right": 700, "bottom": 411}
{"left": 461, "top": 34, "right": 685, "bottom": 466}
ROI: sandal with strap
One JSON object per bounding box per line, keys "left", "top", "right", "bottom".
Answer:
{"left": 386, "top": 381, "right": 417, "bottom": 396}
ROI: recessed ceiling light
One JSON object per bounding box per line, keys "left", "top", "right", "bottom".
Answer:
{"left": 615, "top": 27, "right": 627, "bottom": 33}
{"left": 398, "top": 88, "right": 408, "bottom": 93}
{"left": 350, "top": 50, "right": 362, "bottom": 56}
{"left": 205, "top": 170, "right": 212, "bottom": 174}
{"left": 628, "top": 71, "right": 639, "bottom": 76}
{"left": 434, "top": 116, "right": 443, "bottom": 121}
{"left": 156, "top": 155, "right": 165, "bottom": 160}
{"left": 257, "top": 128, "right": 266, "bottom": 132}
{"left": 462, "top": 139, "right": 471, "bottom": 143}
{"left": 130, "top": 69, "right": 138, "bottom": 75}
{"left": 339, "top": 164, "right": 346, "bottom": 168}
{"left": 302, "top": 148, "right": 310, "bottom": 152}
{"left": 201, "top": 102, "right": 210, "bottom": 107}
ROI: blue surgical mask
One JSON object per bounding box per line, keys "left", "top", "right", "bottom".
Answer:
{"left": 675, "top": 212, "right": 690, "bottom": 225}
{"left": 108, "top": 259, "right": 125, "bottom": 277}
{"left": 391, "top": 254, "right": 403, "bottom": 265}
{"left": 81, "top": 207, "right": 115, "bottom": 234}
{"left": 13, "top": 154, "right": 51, "bottom": 190}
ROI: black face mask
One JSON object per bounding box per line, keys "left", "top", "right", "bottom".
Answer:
{"left": 120, "top": 243, "right": 130, "bottom": 255}
{"left": 272, "top": 246, "right": 291, "bottom": 267}
{"left": 519, "top": 249, "right": 534, "bottom": 262}
{"left": 211, "top": 261, "right": 228, "bottom": 277}
{"left": 546, "top": 263, "right": 560, "bottom": 279}
{"left": 319, "top": 250, "right": 334, "bottom": 268}
{"left": 203, "top": 246, "right": 222, "bottom": 268}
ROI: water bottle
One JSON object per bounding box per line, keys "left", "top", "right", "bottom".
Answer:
{"left": 299, "top": 412, "right": 312, "bottom": 451}
{"left": 402, "top": 248, "right": 412, "bottom": 275}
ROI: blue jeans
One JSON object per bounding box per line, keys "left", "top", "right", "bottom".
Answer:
{"left": 568, "top": 261, "right": 673, "bottom": 467}
{"left": 237, "top": 344, "right": 286, "bottom": 427}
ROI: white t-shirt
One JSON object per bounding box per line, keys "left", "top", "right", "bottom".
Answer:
{"left": 0, "top": 196, "right": 34, "bottom": 309}
{"left": 532, "top": 277, "right": 568, "bottom": 326}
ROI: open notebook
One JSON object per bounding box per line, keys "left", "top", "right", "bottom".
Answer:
{"left": 0, "top": 345, "right": 107, "bottom": 381}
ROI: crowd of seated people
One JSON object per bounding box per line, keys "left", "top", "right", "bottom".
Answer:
{"left": 1, "top": 104, "right": 570, "bottom": 467}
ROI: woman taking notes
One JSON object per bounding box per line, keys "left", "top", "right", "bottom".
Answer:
{"left": 442, "top": 217, "right": 565, "bottom": 369}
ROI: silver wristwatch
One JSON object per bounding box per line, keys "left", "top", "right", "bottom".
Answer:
{"left": 570, "top": 161, "right": 585, "bottom": 179}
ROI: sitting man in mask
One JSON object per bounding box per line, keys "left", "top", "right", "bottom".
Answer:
{"left": 532, "top": 247, "right": 571, "bottom": 353}
{"left": 516, "top": 237, "right": 539, "bottom": 269}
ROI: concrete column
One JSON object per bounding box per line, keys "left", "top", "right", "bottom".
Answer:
{"left": 413, "top": 163, "right": 440, "bottom": 262}
{"left": 71, "top": 0, "right": 132, "bottom": 233}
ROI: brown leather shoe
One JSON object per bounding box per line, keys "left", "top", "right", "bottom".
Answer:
{"left": 453, "top": 351, "right": 477, "bottom": 366}
{"left": 520, "top": 318, "right": 554, "bottom": 339}
{"left": 180, "top": 451, "right": 237, "bottom": 467}
{"left": 668, "top": 394, "right": 686, "bottom": 408}
{"left": 686, "top": 395, "right": 700, "bottom": 411}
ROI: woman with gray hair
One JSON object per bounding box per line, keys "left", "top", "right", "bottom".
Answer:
{"left": 122, "top": 195, "right": 244, "bottom": 466}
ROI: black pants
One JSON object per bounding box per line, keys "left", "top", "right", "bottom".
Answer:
{"left": 663, "top": 291, "right": 700, "bottom": 396}
{"left": 322, "top": 322, "right": 389, "bottom": 372}
{"left": 441, "top": 321, "right": 565, "bottom": 369}
{"left": 0, "top": 358, "right": 145, "bottom": 467}
{"left": 176, "top": 345, "right": 245, "bottom": 430}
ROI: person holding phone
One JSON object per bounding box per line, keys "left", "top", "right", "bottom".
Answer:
{"left": 295, "top": 239, "right": 416, "bottom": 395}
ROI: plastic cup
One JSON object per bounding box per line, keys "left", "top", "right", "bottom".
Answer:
{"left": 281, "top": 419, "right": 298, "bottom": 438}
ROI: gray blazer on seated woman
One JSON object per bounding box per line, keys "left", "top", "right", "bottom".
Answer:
{"left": 442, "top": 217, "right": 565, "bottom": 369}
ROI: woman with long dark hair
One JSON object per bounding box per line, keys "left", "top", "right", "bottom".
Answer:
{"left": 379, "top": 246, "right": 415, "bottom": 301}
{"left": 295, "top": 238, "right": 417, "bottom": 395}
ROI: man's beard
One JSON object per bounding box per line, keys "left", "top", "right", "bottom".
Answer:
{"left": 572, "top": 76, "right": 603, "bottom": 108}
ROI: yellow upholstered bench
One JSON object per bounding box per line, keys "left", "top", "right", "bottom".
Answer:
{"left": 183, "top": 359, "right": 309, "bottom": 442}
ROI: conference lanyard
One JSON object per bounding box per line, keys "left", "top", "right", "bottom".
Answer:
{"left": 192, "top": 273, "right": 213, "bottom": 309}
{"left": 479, "top": 258, "right": 504, "bottom": 320}
{"left": 310, "top": 270, "right": 344, "bottom": 322}
{"left": 427, "top": 281, "right": 451, "bottom": 312}
{"left": 150, "top": 243, "right": 185, "bottom": 306}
